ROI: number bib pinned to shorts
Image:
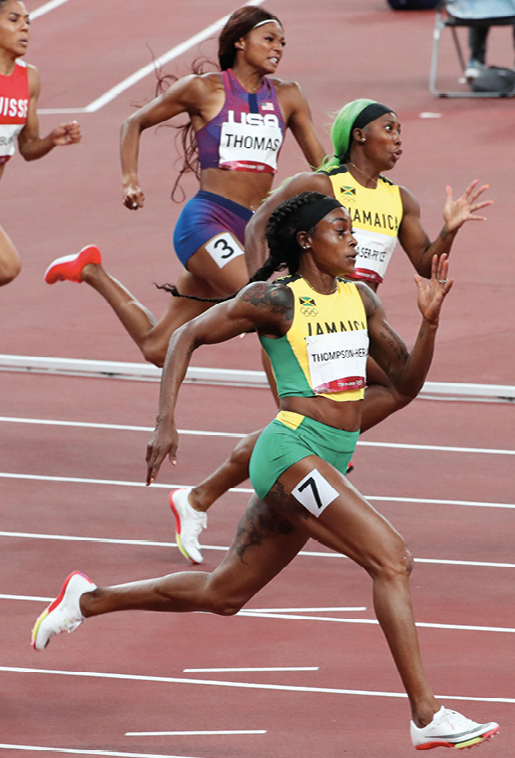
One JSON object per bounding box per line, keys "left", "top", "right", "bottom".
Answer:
{"left": 205, "top": 232, "right": 244, "bottom": 268}
{"left": 306, "top": 329, "right": 369, "bottom": 394}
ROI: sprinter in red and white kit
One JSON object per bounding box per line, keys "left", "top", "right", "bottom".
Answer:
{"left": 0, "top": 0, "right": 81, "bottom": 286}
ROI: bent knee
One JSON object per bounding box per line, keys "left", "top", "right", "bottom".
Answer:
{"left": 368, "top": 544, "right": 414, "bottom": 581}
{"left": 206, "top": 595, "right": 245, "bottom": 617}
{"left": 202, "top": 575, "right": 252, "bottom": 616}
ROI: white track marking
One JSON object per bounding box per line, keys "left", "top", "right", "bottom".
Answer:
{"left": 2, "top": 472, "right": 514, "bottom": 510}
{"left": 32, "top": 0, "right": 71, "bottom": 18}
{"left": 0, "top": 593, "right": 52, "bottom": 602}
{"left": 367, "top": 495, "right": 515, "bottom": 509}
{"left": 0, "top": 473, "right": 173, "bottom": 488}
{"left": 3, "top": 592, "right": 515, "bottom": 631}
{"left": 1, "top": 532, "right": 514, "bottom": 568}
{"left": 35, "top": 0, "right": 265, "bottom": 114}
{"left": 125, "top": 730, "right": 266, "bottom": 736}
{"left": 2, "top": 354, "right": 514, "bottom": 400}
{"left": 0, "top": 416, "right": 244, "bottom": 438}
{"left": 237, "top": 611, "right": 515, "bottom": 633}
{"left": 0, "top": 745, "right": 203, "bottom": 757}
{"left": 1, "top": 667, "right": 513, "bottom": 703}
{"left": 242, "top": 607, "right": 367, "bottom": 612}
{"left": 358, "top": 440, "right": 515, "bottom": 455}
{"left": 1, "top": 415, "right": 514, "bottom": 455}
{"left": 85, "top": 1, "right": 265, "bottom": 112}
{"left": 183, "top": 667, "right": 318, "bottom": 673}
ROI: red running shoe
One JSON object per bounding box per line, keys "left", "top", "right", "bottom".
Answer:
{"left": 44, "top": 245, "right": 102, "bottom": 284}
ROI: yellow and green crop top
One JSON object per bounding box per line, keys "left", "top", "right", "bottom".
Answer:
{"left": 320, "top": 164, "right": 403, "bottom": 285}
{"left": 259, "top": 275, "right": 369, "bottom": 403}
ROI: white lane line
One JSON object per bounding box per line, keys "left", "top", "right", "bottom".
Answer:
{"left": 84, "top": 0, "right": 265, "bottom": 113}
{"left": 0, "top": 416, "right": 244, "bottom": 438}
{"left": 1, "top": 471, "right": 514, "bottom": 510}
{"left": 35, "top": 0, "right": 264, "bottom": 115}
{"left": 32, "top": 0, "right": 71, "bottom": 18}
{"left": 2, "top": 667, "right": 513, "bottom": 703}
{"left": 1, "top": 532, "right": 514, "bottom": 569}
{"left": 367, "top": 496, "right": 515, "bottom": 509}
{"left": 0, "top": 745, "right": 203, "bottom": 757}
{"left": 125, "top": 730, "right": 266, "bottom": 737}
{"left": 0, "top": 593, "right": 52, "bottom": 602}
{"left": 358, "top": 439, "right": 515, "bottom": 455}
{"left": 183, "top": 667, "right": 318, "bottom": 673}
{"left": 0, "top": 473, "right": 174, "bottom": 488}
{"left": 237, "top": 611, "right": 515, "bottom": 634}
{"left": 243, "top": 607, "right": 367, "bottom": 613}
{"left": 2, "top": 591, "right": 513, "bottom": 632}
{"left": 2, "top": 416, "right": 514, "bottom": 455}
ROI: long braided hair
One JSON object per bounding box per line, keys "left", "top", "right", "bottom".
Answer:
{"left": 158, "top": 191, "right": 327, "bottom": 301}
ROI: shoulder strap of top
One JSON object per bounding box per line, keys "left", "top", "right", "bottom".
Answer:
{"left": 317, "top": 163, "right": 349, "bottom": 177}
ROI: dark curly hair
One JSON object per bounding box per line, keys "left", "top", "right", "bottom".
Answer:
{"left": 157, "top": 191, "right": 327, "bottom": 302}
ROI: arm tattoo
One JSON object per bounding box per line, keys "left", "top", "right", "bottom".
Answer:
{"left": 240, "top": 282, "right": 294, "bottom": 320}
{"left": 379, "top": 322, "right": 408, "bottom": 378}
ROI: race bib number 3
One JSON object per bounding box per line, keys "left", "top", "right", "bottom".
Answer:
{"left": 205, "top": 233, "right": 244, "bottom": 269}
{"left": 292, "top": 468, "right": 339, "bottom": 517}
{"left": 306, "top": 329, "right": 369, "bottom": 394}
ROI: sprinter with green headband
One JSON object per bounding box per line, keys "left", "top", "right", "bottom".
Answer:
{"left": 165, "top": 98, "right": 492, "bottom": 566}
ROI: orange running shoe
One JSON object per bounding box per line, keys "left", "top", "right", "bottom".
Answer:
{"left": 44, "top": 245, "right": 102, "bottom": 284}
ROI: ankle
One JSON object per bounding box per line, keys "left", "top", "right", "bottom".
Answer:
{"left": 81, "top": 262, "right": 101, "bottom": 283}
{"left": 412, "top": 701, "right": 441, "bottom": 728}
{"left": 79, "top": 589, "right": 98, "bottom": 617}
{"left": 189, "top": 487, "right": 211, "bottom": 513}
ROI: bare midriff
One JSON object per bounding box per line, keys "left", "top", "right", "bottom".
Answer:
{"left": 200, "top": 167, "right": 274, "bottom": 211}
{"left": 281, "top": 394, "right": 363, "bottom": 433}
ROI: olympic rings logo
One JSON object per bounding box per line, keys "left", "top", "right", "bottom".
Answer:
{"left": 300, "top": 306, "right": 319, "bottom": 317}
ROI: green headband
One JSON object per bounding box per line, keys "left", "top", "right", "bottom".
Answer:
{"left": 329, "top": 99, "right": 394, "bottom": 164}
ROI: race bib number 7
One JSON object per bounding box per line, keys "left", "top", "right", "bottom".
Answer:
{"left": 292, "top": 468, "right": 339, "bottom": 517}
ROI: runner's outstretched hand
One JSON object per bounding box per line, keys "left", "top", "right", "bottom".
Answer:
{"left": 146, "top": 420, "right": 178, "bottom": 485}
{"left": 414, "top": 253, "right": 453, "bottom": 326}
{"left": 442, "top": 179, "right": 492, "bottom": 232}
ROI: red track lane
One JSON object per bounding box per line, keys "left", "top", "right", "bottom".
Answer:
{"left": 1, "top": 1, "right": 514, "bottom": 756}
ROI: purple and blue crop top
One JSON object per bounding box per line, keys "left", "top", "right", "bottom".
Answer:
{"left": 196, "top": 68, "right": 285, "bottom": 175}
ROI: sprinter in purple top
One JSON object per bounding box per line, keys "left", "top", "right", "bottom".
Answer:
{"left": 43, "top": 6, "right": 326, "bottom": 368}
{"left": 195, "top": 67, "right": 285, "bottom": 174}
{"left": 174, "top": 66, "right": 285, "bottom": 268}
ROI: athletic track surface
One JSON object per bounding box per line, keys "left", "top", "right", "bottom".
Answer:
{"left": 1, "top": 1, "right": 514, "bottom": 756}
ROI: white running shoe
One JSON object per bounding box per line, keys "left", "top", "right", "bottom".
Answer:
{"left": 169, "top": 488, "right": 207, "bottom": 565}
{"left": 31, "top": 571, "right": 97, "bottom": 651}
{"left": 410, "top": 706, "right": 499, "bottom": 750}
